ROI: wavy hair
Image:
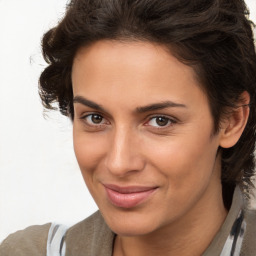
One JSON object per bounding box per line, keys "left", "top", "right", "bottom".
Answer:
{"left": 39, "top": 0, "right": 256, "bottom": 208}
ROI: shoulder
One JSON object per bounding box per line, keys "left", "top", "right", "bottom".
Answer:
{"left": 0, "top": 211, "right": 115, "bottom": 256}
{"left": 65, "top": 211, "right": 115, "bottom": 256}
{"left": 241, "top": 209, "right": 256, "bottom": 256}
{"left": 0, "top": 223, "right": 51, "bottom": 256}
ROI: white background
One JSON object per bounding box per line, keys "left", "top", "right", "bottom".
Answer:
{"left": 0, "top": 0, "right": 255, "bottom": 242}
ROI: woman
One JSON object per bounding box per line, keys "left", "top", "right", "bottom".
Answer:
{"left": 1, "top": 0, "right": 256, "bottom": 255}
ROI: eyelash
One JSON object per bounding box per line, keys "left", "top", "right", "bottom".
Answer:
{"left": 145, "top": 115, "right": 177, "bottom": 128}
{"left": 79, "top": 113, "right": 177, "bottom": 130}
{"left": 80, "top": 113, "right": 109, "bottom": 127}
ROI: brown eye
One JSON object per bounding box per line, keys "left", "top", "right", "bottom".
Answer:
{"left": 91, "top": 114, "right": 103, "bottom": 124}
{"left": 147, "top": 116, "right": 174, "bottom": 128}
{"left": 155, "top": 117, "right": 169, "bottom": 126}
{"left": 83, "top": 114, "right": 105, "bottom": 125}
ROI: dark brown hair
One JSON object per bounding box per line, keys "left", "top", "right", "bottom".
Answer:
{"left": 39, "top": 0, "right": 256, "bottom": 208}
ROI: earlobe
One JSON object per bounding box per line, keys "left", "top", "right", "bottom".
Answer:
{"left": 219, "top": 91, "right": 250, "bottom": 149}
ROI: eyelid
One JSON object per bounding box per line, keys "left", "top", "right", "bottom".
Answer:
{"left": 78, "top": 111, "right": 178, "bottom": 129}
{"left": 144, "top": 114, "right": 177, "bottom": 128}
{"left": 80, "top": 112, "right": 110, "bottom": 126}
{"left": 77, "top": 107, "right": 111, "bottom": 120}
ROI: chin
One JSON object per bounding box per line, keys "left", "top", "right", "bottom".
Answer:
{"left": 109, "top": 222, "right": 157, "bottom": 237}
{"left": 100, "top": 207, "right": 162, "bottom": 237}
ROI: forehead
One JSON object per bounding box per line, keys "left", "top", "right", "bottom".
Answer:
{"left": 72, "top": 40, "right": 209, "bottom": 111}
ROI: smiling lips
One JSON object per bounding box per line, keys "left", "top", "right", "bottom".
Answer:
{"left": 104, "top": 184, "right": 158, "bottom": 208}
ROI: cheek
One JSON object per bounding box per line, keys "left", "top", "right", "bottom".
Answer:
{"left": 147, "top": 133, "right": 219, "bottom": 191}
{"left": 73, "top": 130, "right": 110, "bottom": 206}
{"left": 143, "top": 135, "right": 220, "bottom": 221}
{"left": 73, "top": 129, "right": 107, "bottom": 176}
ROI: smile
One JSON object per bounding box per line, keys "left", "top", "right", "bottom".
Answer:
{"left": 103, "top": 184, "right": 158, "bottom": 209}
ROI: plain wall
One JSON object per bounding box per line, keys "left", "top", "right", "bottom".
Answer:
{"left": 0, "top": 0, "right": 255, "bottom": 241}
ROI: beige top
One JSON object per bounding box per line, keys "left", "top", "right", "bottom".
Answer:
{"left": 0, "top": 187, "right": 255, "bottom": 256}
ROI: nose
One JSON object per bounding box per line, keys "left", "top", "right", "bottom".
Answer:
{"left": 105, "top": 126, "right": 145, "bottom": 177}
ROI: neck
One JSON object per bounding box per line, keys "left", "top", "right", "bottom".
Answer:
{"left": 113, "top": 174, "right": 228, "bottom": 256}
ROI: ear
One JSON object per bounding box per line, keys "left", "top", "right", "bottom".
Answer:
{"left": 219, "top": 91, "right": 250, "bottom": 148}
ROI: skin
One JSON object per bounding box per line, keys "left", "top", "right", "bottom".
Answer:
{"left": 71, "top": 40, "right": 248, "bottom": 256}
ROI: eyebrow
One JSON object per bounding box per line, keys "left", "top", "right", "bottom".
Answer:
{"left": 136, "top": 101, "right": 187, "bottom": 113}
{"left": 73, "top": 96, "right": 106, "bottom": 111}
{"left": 73, "top": 96, "right": 187, "bottom": 113}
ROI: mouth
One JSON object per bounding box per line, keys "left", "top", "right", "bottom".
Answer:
{"left": 103, "top": 184, "right": 158, "bottom": 209}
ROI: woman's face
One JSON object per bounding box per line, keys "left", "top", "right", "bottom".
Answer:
{"left": 72, "top": 40, "right": 223, "bottom": 236}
